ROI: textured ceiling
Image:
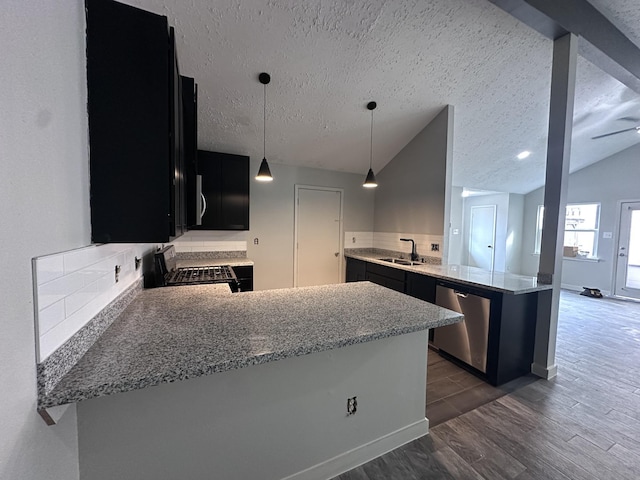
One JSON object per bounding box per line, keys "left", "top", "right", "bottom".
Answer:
{"left": 125, "top": 0, "right": 640, "bottom": 194}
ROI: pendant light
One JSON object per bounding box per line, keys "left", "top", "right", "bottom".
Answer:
{"left": 256, "top": 72, "right": 273, "bottom": 182}
{"left": 363, "top": 101, "right": 378, "bottom": 188}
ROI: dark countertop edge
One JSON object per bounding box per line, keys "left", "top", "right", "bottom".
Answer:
{"left": 344, "top": 252, "right": 552, "bottom": 295}
{"left": 39, "top": 313, "right": 461, "bottom": 409}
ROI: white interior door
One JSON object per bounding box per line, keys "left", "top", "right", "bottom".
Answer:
{"left": 468, "top": 205, "right": 496, "bottom": 271}
{"left": 614, "top": 201, "right": 640, "bottom": 299}
{"left": 295, "top": 186, "right": 343, "bottom": 287}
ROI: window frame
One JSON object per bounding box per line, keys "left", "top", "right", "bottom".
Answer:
{"left": 534, "top": 202, "right": 601, "bottom": 258}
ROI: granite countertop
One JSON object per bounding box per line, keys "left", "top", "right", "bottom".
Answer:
{"left": 345, "top": 252, "right": 551, "bottom": 295}
{"left": 176, "top": 257, "right": 254, "bottom": 268}
{"left": 41, "top": 282, "right": 462, "bottom": 408}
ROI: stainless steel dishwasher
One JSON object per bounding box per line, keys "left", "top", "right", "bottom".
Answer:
{"left": 432, "top": 283, "right": 491, "bottom": 373}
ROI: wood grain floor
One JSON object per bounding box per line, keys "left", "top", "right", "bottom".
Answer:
{"left": 333, "top": 291, "right": 640, "bottom": 479}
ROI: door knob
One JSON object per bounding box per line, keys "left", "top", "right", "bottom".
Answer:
{"left": 334, "top": 252, "right": 339, "bottom": 257}
{"left": 619, "top": 253, "right": 626, "bottom": 257}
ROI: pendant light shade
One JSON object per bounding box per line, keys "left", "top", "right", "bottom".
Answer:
{"left": 363, "top": 168, "right": 377, "bottom": 188}
{"left": 363, "top": 101, "right": 378, "bottom": 188}
{"left": 256, "top": 72, "right": 273, "bottom": 182}
{"left": 256, "top": 157, "right": 272, "bottom": 180}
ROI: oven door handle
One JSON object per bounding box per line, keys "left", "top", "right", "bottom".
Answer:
{"left": 196, "top": 175, "right": 206, "bottom": 225}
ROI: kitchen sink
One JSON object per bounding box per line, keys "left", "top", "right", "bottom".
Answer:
{"left": 378, "top": 258, "right": 424, "bottom": 266}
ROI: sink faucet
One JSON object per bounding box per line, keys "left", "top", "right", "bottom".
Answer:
{"left": 400, "top": 238, "right": 419, "bottom": 261}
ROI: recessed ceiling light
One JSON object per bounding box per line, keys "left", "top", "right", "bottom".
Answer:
{"left": 517, "top": 151, "right": 531, "bottom": 160}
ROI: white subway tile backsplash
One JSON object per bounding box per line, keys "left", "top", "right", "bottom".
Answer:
{"left": 344, "top": 231, "right": 374, "bottom": 248}
{"left": 33, "top": 243, "right": 156, "bottom": 362}
{"left": 38, "top": 300, "right": 66, "bottom": 336}
{"left": 172, "top": 230, "right": 247, "bottom": 252}
{"left": 64, "top": 282, "right": 99, "bottom": 317}
{"left": 35, "top": 254, "right": 64, "bottom": 285}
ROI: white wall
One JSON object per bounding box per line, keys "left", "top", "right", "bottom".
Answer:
{"left": 455, "top": 192, "right": 525, "bottom": 273}
{"left": 447, "top": 186, "right": 465, "bottom": 265}
{"left": 373, "top": 106, "right": 451, "bottom": 235}
{"left": 77, "top": 332, "right": 429, "bottom": 480}
{"left": 506, "top": 193, "right": 525, "bottom": 274}
{"left": 247, "top": 162, "right": 374, "bottom": 291}
{"left": 1, "top": 0, "right": 87, "bottom": 478}
{"left": 520, "top": 143, "right": 640, "bottom": 292}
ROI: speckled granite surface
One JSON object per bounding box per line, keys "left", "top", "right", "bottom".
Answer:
{"left": 345, "top": 248, "right": 441, "bottom": 265}
{"left": 345, "top": 252, "right": 552, "bottom": 295}
{"left": 175, "top": 257, "right": 253, "bottom": 268}
{"left": 37, "top": 279, "right": 143, "bottom": 402}
{"left": 39, "top": 282, "right": 461, "bottom": 408}
{"left": 176, "top": 251, "right": 247, "bottom": 260}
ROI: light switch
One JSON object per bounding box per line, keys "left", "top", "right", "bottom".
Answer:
{"left": 453, "top": 229, "right": 459, "bottom": 235}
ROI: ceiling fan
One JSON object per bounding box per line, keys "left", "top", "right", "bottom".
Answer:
{"left": 591, "top": 116, "right": 640, "bottom": 139}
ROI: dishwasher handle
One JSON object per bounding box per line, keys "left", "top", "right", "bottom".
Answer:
{"left": 454, "top": 290, "right": 468, "bottom": 298}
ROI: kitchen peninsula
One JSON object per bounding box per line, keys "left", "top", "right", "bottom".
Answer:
{"left": 41, "top": 281, "right": 461, "bottom": 480}
{"left": 345, "top": 251, "right": 552, "bottom": 386}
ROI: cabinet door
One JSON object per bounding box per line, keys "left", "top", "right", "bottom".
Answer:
{"left": 195, "top": 151, "right": 250, "bottom": 230}
{"left": 182, "top": 77, "right": 198, "bottom": 228}
{"left": 86, "top": 0, "right": 172, "bottom": 242}
{"left": 169, "top": 27, "right": 185, "bottom": 238}
{"left": 365, "top": 272, "right": 405, "bottom": 293}
{"left": 232, "top": 265, "right": 254, "bottom": 292}
{"left": 346, "top": 258, "right": 366, "bottom": 282}
{"left": 406, "top": 272, "right": 436, "bottom": 303}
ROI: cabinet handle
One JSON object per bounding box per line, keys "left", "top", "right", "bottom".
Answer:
{"left": 196, "top": 175, "right": 207, "bottom": 225}
{"left": 200, "top": 193, "right": 207, "bottom": 220}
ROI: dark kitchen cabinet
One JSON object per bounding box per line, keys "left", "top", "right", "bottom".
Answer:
{"left": 193, "top": 151, "right": 250, "bottom": 230}
{"left": 182, "top": 77, "right": 198, "bottom": 228}
{"left": 345, "top": 258, "right": 367, "bottom": 282}
{"left": 364, "top": 262, "right": 406, "bottom": 293}
{"left": 86, "top": 0, "right": 184, "bottom": 243}
{"left": 232, "top": 265, "right": 254, "bottom": 292}
{"left": 406, "top": 272, "right": 436, "bottom": 303}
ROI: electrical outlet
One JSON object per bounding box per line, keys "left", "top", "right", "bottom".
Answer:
{"left": 254, "top": 238, "right": 259, "bottom": 245}
{"left": 134, "top": 256, "right": 141, "bottom": 270}
{"left": 115, "top": 265, "right": 121, "bottom": 283}
{"left": 431, "top": 243, "right": 439, "bottom": 252}
{"left": 347, "top": 396, "right": 357, "bottom": 415}
{"left": 352, "top": 237, "right": 356, "bottom": 244}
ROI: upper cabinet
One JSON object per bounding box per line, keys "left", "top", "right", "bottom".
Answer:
{"left": 86, "top": 0, "right": 186, "bottom": 243}
{"left": 182, "top": 76, "right": 199, "bottom": 229}
{"left": 193, "top": 151, "right": 250, "bottom": 231}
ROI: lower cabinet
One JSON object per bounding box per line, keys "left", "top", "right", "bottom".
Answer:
{"left": 233, "top": 265, "right": 253, "bottom": 292}
{"left": 406, "top": 272, "right": 436, "bottom": 303}
{"left": 345, "top": 258, "right": 366, "bottom": 282}
{"left": 364, "top": 262, "right": 405, "bottom": 293}
{"left": 345, "top": 256, "right": 541, "bottom": 386}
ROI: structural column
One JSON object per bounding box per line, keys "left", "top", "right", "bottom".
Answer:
{"left": 532, "top": 33, "right": 578, "bottom": 379}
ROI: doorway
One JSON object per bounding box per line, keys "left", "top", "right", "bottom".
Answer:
{"left": 294, "top": 185, "right": 343, "bottom": 287}
{"left": 614, "top": 201, "right": 640, "bottom": 300}
{"left": 468, "top": 205, "right": 496, "bottom": 271}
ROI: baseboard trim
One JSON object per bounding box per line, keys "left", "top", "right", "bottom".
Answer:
{"left": 531, "top": 362, "right": 558, "bottom": 379}
{"left": 281, "top": 418, "right": 429, "bottom": 480}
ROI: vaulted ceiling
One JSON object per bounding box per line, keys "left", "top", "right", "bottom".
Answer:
{"left": 127, "top": 0, "right": 640, "bottom": 194}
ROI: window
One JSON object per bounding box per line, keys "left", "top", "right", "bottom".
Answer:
{"left": 534, "top": 203, "right": 600, "bottom": 258}
{"left": 534, "top": 205, "right": 544, "bottom": 254}
{"left": 564, "top": 203, "right": 600, "bottom": 257}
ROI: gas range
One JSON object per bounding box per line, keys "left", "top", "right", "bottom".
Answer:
{"left": 154, "top": 245, "right": 239, "bottom": 291}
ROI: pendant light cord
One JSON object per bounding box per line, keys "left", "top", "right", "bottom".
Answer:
{"left": 369, "top": 108, "right": 374, "bottom": 169}
{"left": 263, "top": 83, "right": 266, "bottom": 159}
